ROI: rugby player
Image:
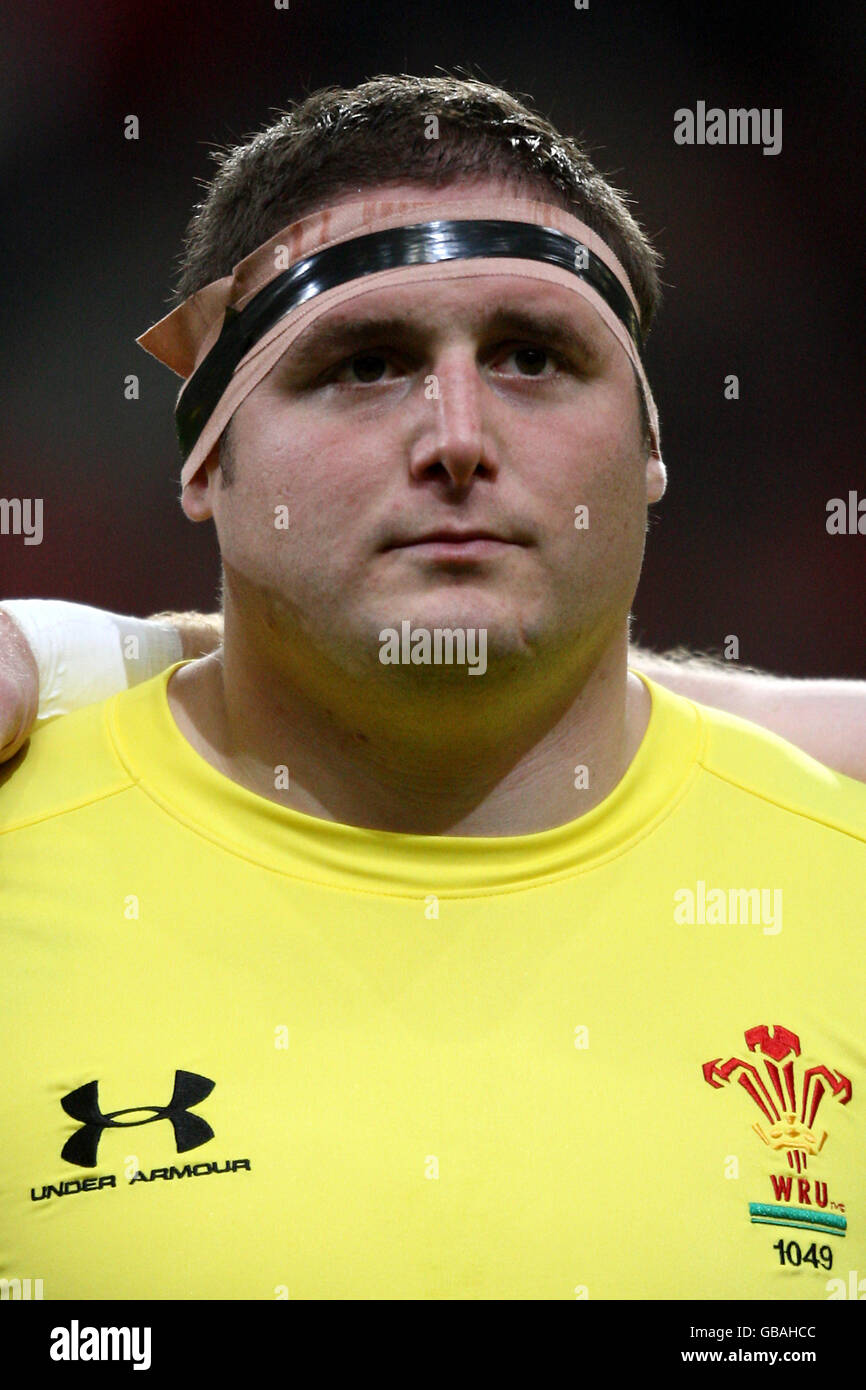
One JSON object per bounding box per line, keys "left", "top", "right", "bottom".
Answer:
{"left": 2, "top": 74, "right": 864, "bottom": 1301}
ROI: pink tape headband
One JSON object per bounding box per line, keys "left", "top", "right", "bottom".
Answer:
{"left": 136, "top": 194, "right": 661, "bottom": 487}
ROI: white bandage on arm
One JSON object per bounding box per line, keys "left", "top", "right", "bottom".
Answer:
{"left": 0, "top": 600, "right": 183, "bottom": 722}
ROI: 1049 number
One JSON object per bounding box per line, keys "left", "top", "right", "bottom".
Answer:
{"left": 773, "top": 1239, "right": 833, "bottom": 1270}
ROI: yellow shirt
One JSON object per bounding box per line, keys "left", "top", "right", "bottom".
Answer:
{"left": 1, "top": 665, "right": 864, "bottom": 1300}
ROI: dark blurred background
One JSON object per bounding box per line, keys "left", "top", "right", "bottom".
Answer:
{"left": 2, "top": 0, "right": 863, "bottom": 674}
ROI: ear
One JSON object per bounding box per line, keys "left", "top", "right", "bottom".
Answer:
{"left": 180, "top": 445, "right": 221, "bottom": 522}
{"left": 645, "top": 449, "right": 667, "bottom": 505}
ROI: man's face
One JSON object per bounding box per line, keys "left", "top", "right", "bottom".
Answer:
{"left": 185, "top": 179, "right": 666, "bottom": 694}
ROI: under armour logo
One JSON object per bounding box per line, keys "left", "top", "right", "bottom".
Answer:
{"left": 60, "top": 1070, "right": 215, "bottom": 1167}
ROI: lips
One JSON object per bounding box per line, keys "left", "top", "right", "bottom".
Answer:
{"left": 411, "top": 530, "right": 502, "bottom": 545}
{"left": 385, "top": 529, "right": 513, "bottom": 549}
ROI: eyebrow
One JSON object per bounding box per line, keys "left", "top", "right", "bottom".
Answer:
{"left": 279, "top": 305, "right": 603, "bottom": 373}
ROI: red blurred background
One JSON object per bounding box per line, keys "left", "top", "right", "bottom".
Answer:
{"left": 1, "top": 0, "right": 863, "bottom": 674}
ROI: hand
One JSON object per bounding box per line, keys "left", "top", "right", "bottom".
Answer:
{"left": 0, "top": 608, "right": 39, "bottom": 762}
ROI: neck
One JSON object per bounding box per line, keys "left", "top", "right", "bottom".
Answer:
{"left": 167, "top": 620, "right": 649, "bottom": 836}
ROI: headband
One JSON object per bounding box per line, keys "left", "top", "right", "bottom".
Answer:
{"left": 137, "top": 194, "right": 661, "bottom": 487}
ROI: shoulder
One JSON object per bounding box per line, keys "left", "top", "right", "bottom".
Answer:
{"left": 0, "top": 696, "right": 134, "bottom": 835}
{"left": 681, "top": 687, "right": 866, "bottom": 844}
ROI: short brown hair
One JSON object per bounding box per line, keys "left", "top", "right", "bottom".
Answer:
{"left": 174, "top": 73, "right": 661, "bottom": 331}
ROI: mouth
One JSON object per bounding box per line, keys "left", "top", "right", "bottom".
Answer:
{"left": 384, "top": 529, "right": 520, "bottom": 552}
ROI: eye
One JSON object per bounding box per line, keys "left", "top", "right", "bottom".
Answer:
{"left": 333, "top": 352, "right": 401, "bottom": 384}
{"left": 493, "top": 345, "right": 562, "bottom": 377}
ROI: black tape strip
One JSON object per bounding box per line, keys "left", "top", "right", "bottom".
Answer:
{"left": 177, "top": 219, "right": 642, "bottom": 460}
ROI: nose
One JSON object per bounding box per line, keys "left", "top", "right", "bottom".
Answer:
{"left": 408, "top": 348, "right": 496, "bottom": 489}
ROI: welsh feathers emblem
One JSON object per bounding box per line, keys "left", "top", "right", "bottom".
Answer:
{"left": 703, "top": 1025, "right": 851, "bottom": 1172}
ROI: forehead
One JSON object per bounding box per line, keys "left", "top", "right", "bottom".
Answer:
{"left": 283, "top": 273, "right": 617, "bottom": 364}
